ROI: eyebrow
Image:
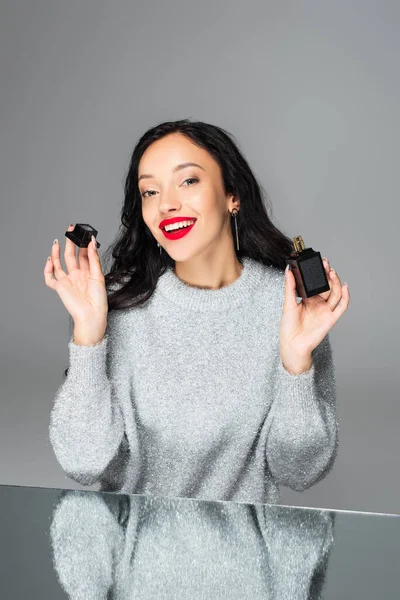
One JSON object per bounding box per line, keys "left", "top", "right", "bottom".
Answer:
{"left": 138, "top": 162, "right": 205, "bottom": 182}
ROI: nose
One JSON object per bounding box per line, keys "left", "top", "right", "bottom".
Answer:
{"left": 158, "top": 188, "right": 182, "bottom": 213}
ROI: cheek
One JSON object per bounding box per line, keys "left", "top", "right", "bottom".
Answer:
{"left": 190, "top": 189, "right": 220, "bottom": 215}
{"left": 141, "top": 206, "right": 153, "bottom": 230}
{"left": 141, "top": 199, "right": 153, "bottom": 218}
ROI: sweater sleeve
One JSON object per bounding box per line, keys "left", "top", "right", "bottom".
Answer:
{"left": 50, "top": 491, "right": 125, "bottom": 600}
{"left": 49, "top": 331, "right": 125, "bottom": 486}
{"left": 265, "top": 333, "right": 339, "bottom": 492}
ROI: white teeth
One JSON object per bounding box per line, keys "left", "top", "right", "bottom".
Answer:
{"left": 164, "top": 220, "right": 195, "bottom": 232}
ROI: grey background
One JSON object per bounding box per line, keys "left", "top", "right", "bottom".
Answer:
{"left": 0, "top": 0, "right": 398, "bottom": 514}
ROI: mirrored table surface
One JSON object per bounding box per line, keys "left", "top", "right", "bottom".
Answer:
{"left": 1, "top": 484, "right": 399, "bottom": 599}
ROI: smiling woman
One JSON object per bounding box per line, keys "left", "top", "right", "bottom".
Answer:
{"left": 48, "top": 118, "right": 340, "bottom": 505}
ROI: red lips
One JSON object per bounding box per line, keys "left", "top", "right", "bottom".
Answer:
{"left": 161, "top": 221, "right": 196, "bottom": 240}
{"left": 159, "top": 216, "right": 197, "bottom": 230}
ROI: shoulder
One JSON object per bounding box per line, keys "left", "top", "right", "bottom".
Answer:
{"left": 105, "top": 276, "right": 146, "bottom": 340}
{"left": 242, "top": 258, "right": 285, "bottom": 314}
{"left": 249, "top": 258, "right": 285, "bottom": 291}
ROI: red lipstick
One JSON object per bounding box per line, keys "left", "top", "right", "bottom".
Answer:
{"left": 159, "top": 217, "right": 197, "bottom": 241}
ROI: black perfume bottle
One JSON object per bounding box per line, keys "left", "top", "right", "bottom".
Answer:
{"left": 65, "top": 223, "right": 101, "bottom": 248}
{"left": 285, "top": 235, "right": 330, "bottom": 298}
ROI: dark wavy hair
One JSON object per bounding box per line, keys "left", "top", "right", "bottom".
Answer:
{"left": 64, "top": 118, "right": 294, "bottom": 375}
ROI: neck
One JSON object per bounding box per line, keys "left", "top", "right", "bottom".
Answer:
{"left": 156, "top": 256, "right": 266, "bottom": 313}
{"left": 172, "top": 251, "right": 243, "bottom": 290}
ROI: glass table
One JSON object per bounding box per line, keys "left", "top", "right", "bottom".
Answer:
{"left": 0, "top": 483, "right": 399, "bottom": 598}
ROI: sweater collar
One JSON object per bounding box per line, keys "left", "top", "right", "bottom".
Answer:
{"left": 155, "top": 256, "right": 267, "bottom": 312}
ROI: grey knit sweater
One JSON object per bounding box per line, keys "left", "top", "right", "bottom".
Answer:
{"left": 49, "top": 256, "right": 339, "bottom": 504}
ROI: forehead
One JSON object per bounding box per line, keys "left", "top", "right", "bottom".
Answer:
{"left": 138, "top": 133, "right": 216, "bottom": 175}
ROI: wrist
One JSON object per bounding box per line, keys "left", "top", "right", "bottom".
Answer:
{"left": 73, "top": 323, "right": 106, "bottom": 347}
{"left": 280, "top": 352, "right": 313, "bottom": 375}
{"left": 73, "top": 334, "right": 105, "bottom": 347}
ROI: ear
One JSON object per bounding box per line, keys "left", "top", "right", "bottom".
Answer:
{"left": 228, "top": 194, "right": 240, "bottom": 211}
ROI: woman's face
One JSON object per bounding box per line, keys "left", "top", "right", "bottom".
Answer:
{"left": 138, "top": 132, "right": 237, "bottom": 263}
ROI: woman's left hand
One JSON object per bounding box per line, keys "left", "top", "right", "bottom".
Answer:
{"left": 279, "top": 257, "right": 350, "bottom": 374}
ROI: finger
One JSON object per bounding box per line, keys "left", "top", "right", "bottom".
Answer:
{"left": 283, "top": 266, "right": 299, "bottom": 312}
{"left": 51, "top": 238, "right": 68, "bottom": 280}
{"left": 88, "top": 235, "right": 105, "bottom": 280}
{"left": 332, "top": 282, "right": 350, "bottom": 318}
{"left": 44, "top": 256, "right": 58, "bottom": 290}
{"left": 78, "top": 246, "right": 90, "bottom": 272}
{"left": 326, "top": 268, "right": 343, "bottom": 310}
{"left": 322, "top": 258, "right": 332, "bottom": 284}
{"left": 64, "top": 224, "right": 79, "bottom": 273}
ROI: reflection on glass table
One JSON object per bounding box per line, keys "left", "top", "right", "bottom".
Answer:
{"left": 0, "top": 484, "right": 399, "bottom": 599}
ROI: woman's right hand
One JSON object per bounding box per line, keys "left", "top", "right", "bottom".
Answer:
{"left": 44, "top": 224, "right": 108, "bottom": 345}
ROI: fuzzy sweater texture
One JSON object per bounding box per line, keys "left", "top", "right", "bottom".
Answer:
{"left": 49, "top": 256, "right": 339, "bottom": 504}
{"left": 50, "top": 490, "right": 335, "bottom": 599}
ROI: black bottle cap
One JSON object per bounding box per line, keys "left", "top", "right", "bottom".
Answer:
{"left": 65, "top": 223, "right": 101, "bottom": 248}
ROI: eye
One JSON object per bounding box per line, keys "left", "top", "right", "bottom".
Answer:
{"left": 182, "top": 177, "right": 199, "bottom": 186}
{"left": 141, "top": 189, "right": 156, "bottom": 198}
{"left": 140, "top": 177, "right": 199, "bottom": 198}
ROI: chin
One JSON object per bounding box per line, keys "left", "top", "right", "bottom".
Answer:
{"left": 167, "top": 251, "right": 196, "bottom": 263}
{"left": 166, "top": 246, "right": 206, "bottom": 263}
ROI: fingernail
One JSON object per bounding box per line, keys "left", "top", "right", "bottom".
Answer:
{"left": 91, "top": 235, "right": 97, "bottom": 250}
{"left": 53, "top": 238, "right": 58, "bottom": 245}
{"left": 69, "top": 223, "right": 74, "bottom": 228}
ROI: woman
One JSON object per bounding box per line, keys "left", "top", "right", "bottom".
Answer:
{"left": 45, "top": 119, "right": 350, "bottom": 504}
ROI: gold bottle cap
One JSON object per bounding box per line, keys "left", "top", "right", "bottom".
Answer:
{"left": 292, "top": 235, "right": 305, "bottom": 253}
